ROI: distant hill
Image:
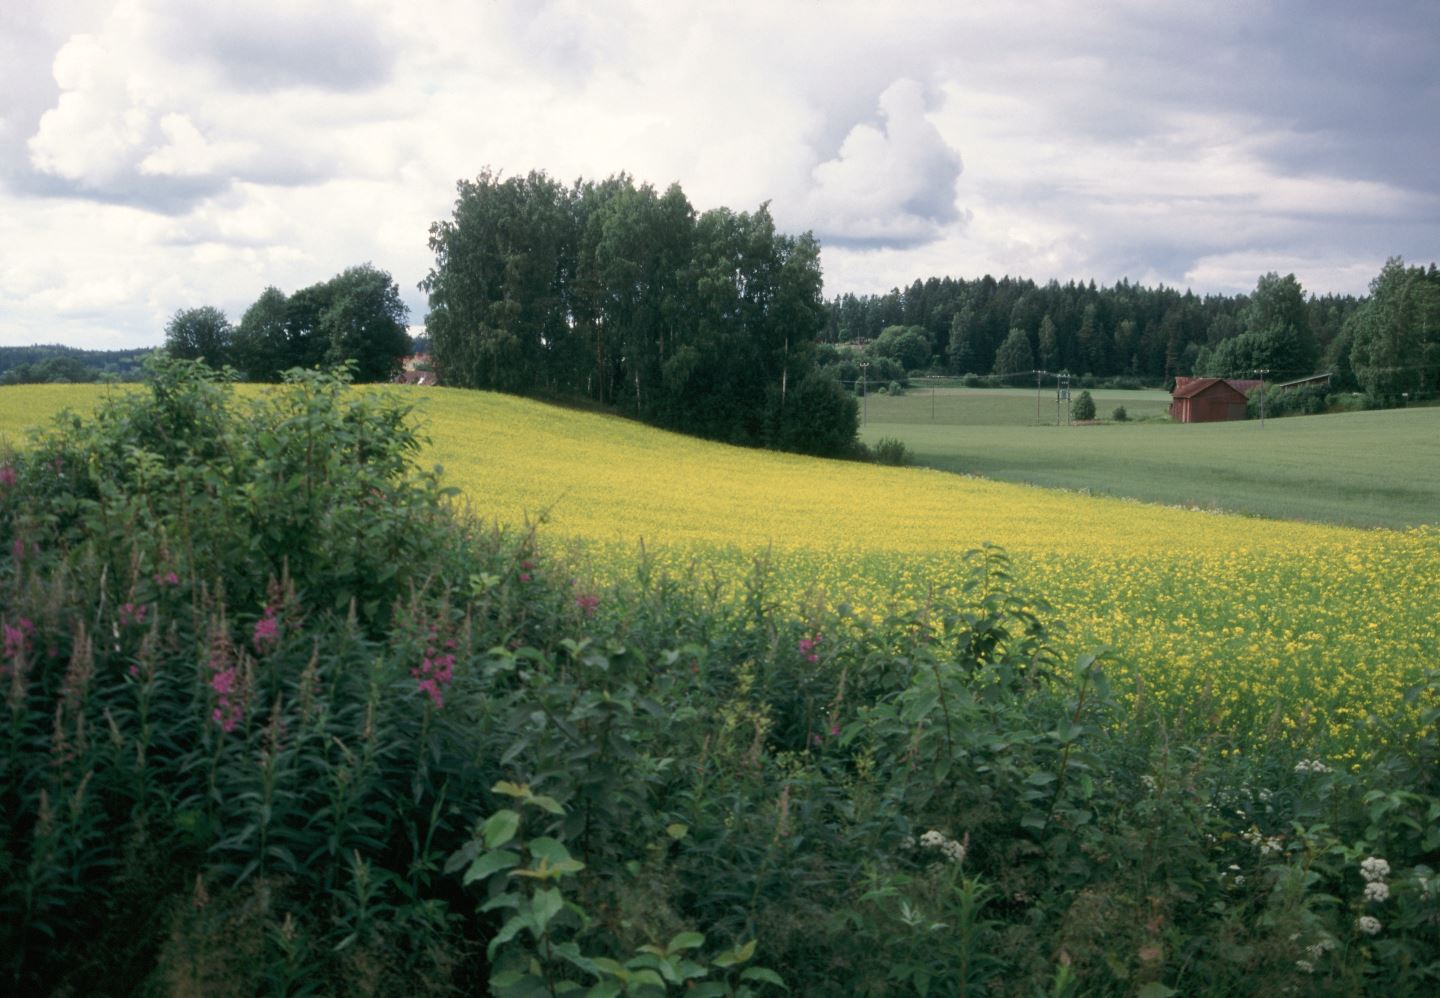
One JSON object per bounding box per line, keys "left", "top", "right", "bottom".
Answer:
{"left": 0, "top": 344, "right": 154, "bottom": 384}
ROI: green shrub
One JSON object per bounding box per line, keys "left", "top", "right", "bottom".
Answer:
{"left": 1112, "top": 405, "right": 1128, "bottom": 421}
{"left": 1072, "top": 389, "right": 1096, "bottom": 420}
{"left": 871, "top": 436, "right": 911, "bottom": 466}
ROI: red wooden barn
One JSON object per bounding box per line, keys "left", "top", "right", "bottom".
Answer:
{"left": 1170, "top": 377, "right": 1250, "bottom": 423}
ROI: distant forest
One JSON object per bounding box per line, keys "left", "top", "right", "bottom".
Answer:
{"left": 0, "top": 344, "right": 152, "bottom": 385}
{"left": 821, "top": 258, "right": 1440, "bottom": 404}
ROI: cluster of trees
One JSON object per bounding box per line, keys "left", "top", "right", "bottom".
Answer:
{"left": 1341, "top": 258, "right": 1440, "bottom": 404}
{"left": 423, "top": 170, "right": 857, "bottom": 456}
{"left": 825, "top": 272, "right": 1363, "bottom": 384}
{"left": 164, "top": 264, "right": 411, "bottom": 383}
{"left": 0, "top": 345, "right": 152, "bottom": 384}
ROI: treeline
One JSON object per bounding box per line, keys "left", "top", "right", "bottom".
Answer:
{"left": 164, "top": 263, "right": 411, "bottom": 383}
{"left": 423, "top": 170, "right": 858, "bottom": 456}
{"left": 826, "top": 270, "right": 1367, "bottom": 385}
{"left": 0, "top": 345, "right": 153, "bottom": 385}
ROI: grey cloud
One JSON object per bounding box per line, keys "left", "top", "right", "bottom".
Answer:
{"left": 801, "top": 79, "right": 964, "bottom": 250}
{"left": 164, "top": 5, "right": 396, "bottom": 93}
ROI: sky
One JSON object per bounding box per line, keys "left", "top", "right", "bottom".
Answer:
{"left": 1, "top": 0, "right": 1437, "bottom": 350}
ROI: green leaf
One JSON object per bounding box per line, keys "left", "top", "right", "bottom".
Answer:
{"left": 688, "top": 985, "right": 728, "bottom": 998}
{"left": 492, "top": 780, "right": 528, "bottom": 798}
{"left": 530, "top": 888, "right": 563, "bottom": 932}
{"left": 529, "top": 836, "right": 578, "bottom": 867}
{"left": 713, "top": 939, "right": 757, "bottom": 967}
{"left": 740, "top": 966, "right": 788, "bottom": 990}
{"left": 665, "top": 823, "right": 689, "bottom": 841}
{"left": 666, "top": 931, "right": 705, "bottom": 953}
{"left": 464, "top": 849, "right": 520, "bottom": 885}
{"left": 484, "top": 809, "right": 521, "bottom": 849}
{"left": 528, "top": 794, "right": 566, "bottom": 815}
{"left": 1137, "top": 985, "right": 1177, "bottom": 998}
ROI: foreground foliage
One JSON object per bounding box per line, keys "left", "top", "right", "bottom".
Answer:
{"left": 2, "top": 362, "right": 1437, "bottom": 995}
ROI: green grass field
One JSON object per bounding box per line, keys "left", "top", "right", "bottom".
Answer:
{"left": 861, "top": 387, "right": 1440, "bottom": 528}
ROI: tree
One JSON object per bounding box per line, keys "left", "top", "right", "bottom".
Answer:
{"left": 1244, "top": 272, "right": 1317, "bottom": 375}
{"left": 992, "top": 327, "right": 1034, "bottom": 376}
{"left": 1072, "top": 389, "right": 1095, "bottom": 420}
{"left": 1037, "top": 315, "right": 1059, "bottom": 370}
{"left": 319, "top": 264, "right": 411, "bottom": 382}
{"left": 164, "top": 306, "right": 232, "bottom": 368}
{"left": 1349, "top": 257, "right": 1440, "bottom": 403}
{"left": 231, "top": 287, "right": 292, "bottom": 381}
{"left": 873, "top": 325, "right": 931, "bottom": 371}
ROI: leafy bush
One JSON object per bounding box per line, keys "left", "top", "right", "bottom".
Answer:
{"left": 1112, "top": 405, "right": 1128, "bottom": 422}
{"left": 1246, "top": 383, "right": 1330, "bottom": 419}
{"left": 1072, "top": 389, "right": 1096, "bottom": 420}
{"left": 871, "top": 436, "right": 912, "bottom": 466}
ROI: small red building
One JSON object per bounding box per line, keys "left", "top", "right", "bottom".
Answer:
{"left": 1170, "top": 377, "right": 1249, "bottom": 423}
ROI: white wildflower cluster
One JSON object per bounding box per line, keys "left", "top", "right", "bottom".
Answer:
{"left": 1294, "top": 759, "right": 1331, "bottom": 774}
{"left": 1304, "top": 938, "right": 1337, "bottom": 961}
{"left": 919, "top": 829, "right": 966, "bottom": 863}
{"left": 1295, "top": 959, "right": 1314, "bottom": 973}
{"left": 1358, "top": 855, "right": 1391, "bottom": 906}
{"left": 1356, "top": 915, "right": 1382, "bottom": 936}
{"left": 1360, "top": 856, "right": 1390, "bottom": 882}
{"left": 1241, "top": 828, "right": 1284, "bottom": 856}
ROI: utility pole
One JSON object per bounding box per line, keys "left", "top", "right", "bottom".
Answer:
{"left": 1035, "top": 369, "right": 1043, "bottom": 424}
{"left": 859, "top": 361, "right": 870, "bottom": 426}
{"left": 1056, "top": 371, "right": 1071, "bottom": 426}
{"left": 1257, "top": 368, "right": 1269, "bottom": 428}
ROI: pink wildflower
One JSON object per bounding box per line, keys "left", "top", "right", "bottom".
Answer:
{"left": 519, "top": 572, "right": 531, "bottom": 583}
{"left": 575, "top": 594, "right": 599, "bottom": 617}
{"left": 0, "top": 465, "right": 16, "bottom": 488}
{"left": 154, "top": 570, "right": 181, "bottom": 587}
{"left": 797, "top": 633, "right": 823, "bottom": 663}
{"left": 118, "top": 603, "right": 148, "bottom": 628}
{"left": 252, "top": 614, "right": 279, "bottom": 653}
{"left": 411, "top": 650, "right": 456, "bottom": 709}
{"left": 4, "top": 618, "right": 35, "bottom": 659}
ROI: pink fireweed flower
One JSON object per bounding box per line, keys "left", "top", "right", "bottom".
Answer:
{"left": 0, "top": 465, "right": 16, "bottom": 488}
{"left": 575, "top": 594, "right": 600, "bottom": 617}
{"left": 797, "top": 633, "right": 823, "bottom": 663}
{"left": 154, "top": 570, "right": 181, "bottom": 587}
{"left": 118, "top": 603, "right": 148, "bottom": 628}
{"left": 411, "top": 650, "right": 456, "bottom": 708}
{"left": 210, "top": 665, "right": 245, "bottom": 730}
{"left": 252, "top": 606, "right": 280, "bottom": 653}
{"left": 4, "top": 618, "right": 35, "bottom": 660}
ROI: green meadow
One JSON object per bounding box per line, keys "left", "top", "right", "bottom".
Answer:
{"left": 860, "top": 386, "right": 1440, "bottom": 529}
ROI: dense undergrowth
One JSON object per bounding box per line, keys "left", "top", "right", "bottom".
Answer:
{"left": 1, "top": 360, "right": 1437, "bottom": 995}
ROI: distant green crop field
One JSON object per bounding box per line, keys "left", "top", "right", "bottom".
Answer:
{"left": 861, "top": 388, "right": 1440, "bottom": 529}
{"left": 861, "top": 384, "right": 1173, "bottom": 426}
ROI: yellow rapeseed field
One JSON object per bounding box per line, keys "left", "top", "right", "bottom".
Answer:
{"left": 4, "top": 383, "right": 1437, "bottom": 758}
{"left": 410, "top": 387, "right": 1438, "bottom": 759}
